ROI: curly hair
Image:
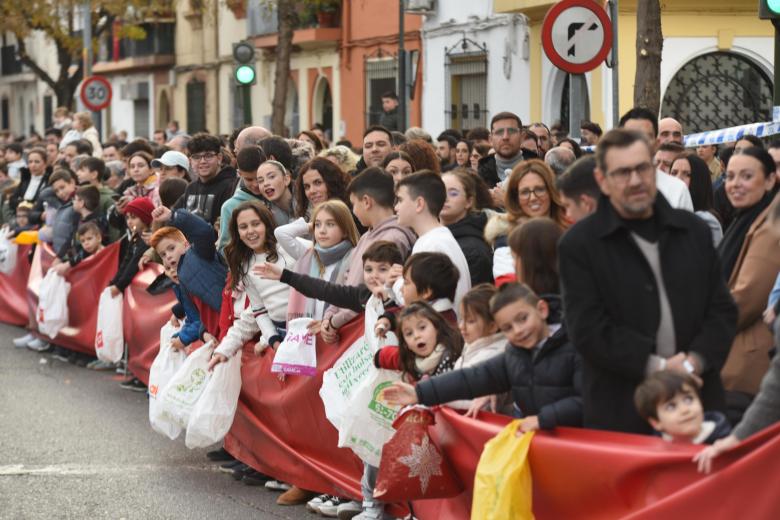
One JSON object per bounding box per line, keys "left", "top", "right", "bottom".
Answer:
{"left": 294, "top": 157, "right": 351, "bottom": 218}
{"left": 504, "top": 159, "right": 567, "bottom": 228}
{"left": 319, "top": 145, "right": 360, "bottom": 174}
{"left": 224, "top": 201, "right": 279, "bottom": 290}
{"left": 399, "top": 139, "right": 441, "bottom": 174}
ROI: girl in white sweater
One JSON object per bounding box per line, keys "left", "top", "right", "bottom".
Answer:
{"left": 210, "top": 201, "right": 293, "bottom": 366}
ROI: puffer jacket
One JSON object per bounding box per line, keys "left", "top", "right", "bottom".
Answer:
{"left": 416, "top": 326, "right": 583, "bottom": 429}
{"left": 447, "top": 212, "right": 494, "bottom": 286}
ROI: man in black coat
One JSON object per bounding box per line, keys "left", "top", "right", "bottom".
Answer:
{"left": 558, "top": 129, "right": 737, "bottom": 434}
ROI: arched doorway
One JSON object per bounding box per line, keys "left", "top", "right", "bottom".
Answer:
{"left": 312, "top": 76, "right": 333, "bottom": 141}
{"left": 661, "top": 51, "right": 773, "bottom": 134}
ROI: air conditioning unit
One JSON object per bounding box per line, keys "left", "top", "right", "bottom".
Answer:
{"left": 120, "top": 81, "right": 149, "bottom": 100}
{"left": 406, "top": 0, "right": 435, "bottom": 14}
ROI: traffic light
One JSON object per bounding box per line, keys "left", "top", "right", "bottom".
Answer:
{"left": 233, "top": 41, "right": 256, "bottom": 86}
{"left": 760, "top": 0, "right": 780, "bottom": 19}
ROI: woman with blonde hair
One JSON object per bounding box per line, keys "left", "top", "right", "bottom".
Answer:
{"left": 319, "top": 145, "right": 360, "bottom": 174}
{"left": 72, "top": 111, "right": 103, "bottom": 158}
{"left": 485, "top": 159, "right": 568, "bottom": 285}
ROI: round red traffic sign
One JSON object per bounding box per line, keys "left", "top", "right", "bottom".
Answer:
{"left": 80, "top": 76, "right": 113, "bottom": 111}
{"left": 542, "top": 0, "right": 613, "bottom": 74}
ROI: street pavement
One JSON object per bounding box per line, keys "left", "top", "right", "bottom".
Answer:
{"left": 0, "top": 323, "right": 312, "bottom": 520}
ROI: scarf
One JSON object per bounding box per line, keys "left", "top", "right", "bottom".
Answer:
{"left": 495, "top": 151, "right": 524, "bottom": 182}
{"left": 286, "top": 240, "right": 353, "bottom": 322}
{"left": 415, "top": 344, "right": 446, "bottom": 375}
{"left": 314, "top": 240, "right": 353, "bottom": 270}
{"left": 717, "top": 192, "right": 774, "bottom": 280}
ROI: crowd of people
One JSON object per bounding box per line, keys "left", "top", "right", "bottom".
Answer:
{"left": 2, "top": 103, "right": 780, "bottom": 519}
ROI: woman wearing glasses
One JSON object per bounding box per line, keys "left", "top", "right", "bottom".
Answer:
{"left": 485, "top": 159, "right": 568, "bottom": 285}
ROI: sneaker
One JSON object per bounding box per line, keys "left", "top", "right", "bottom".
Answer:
{"left": 219, "top": 460, "right": 243, "bottom": 474}
{"left": 319, "top": 496, "right": 349, "bottom": 517}
{"left": 206, "top": 447, "right": 234, "bottom": 462}
{"left": 264, "top": 479, "right": 292, "bottom": 492}
{"left": 51, "top": 347, "right": 70, "bottom": 362}
{"left": 306, "top": 494, "right": 331, "bottom": 514}
{"left": 230, "top": 463, "right": 251, "bottom": 481}
{"left": 336, "top": 500, "right": 363, "bottom": 520}
{"left": 242, "top": 470, "right": 272, "bottom": 486}
{"left": 27, "top": 338, "right": 52, "bottom": 352}
{"left": 13, "top": 333, "right": 35, "bottom": 348}
{"left": 352, "top": 503, "right": 385, "bottom": 520}
{"left": 119, "top": 378, "right": 147, "bottom": 392}
{"left": 89, "top": 360, "right": 116, "bottom": 371}
{"left": 115, "top": 360, "right": 128, "bottom": 375}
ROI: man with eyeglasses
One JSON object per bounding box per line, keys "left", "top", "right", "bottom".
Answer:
{"left": 559, "top": 128, "right": 736, "bottom": 434}
{"left": 172, "top": 132, "right": 238, "bottom": 225}
{"left": 477, "top": 111, "right": 525, "bottom": 189}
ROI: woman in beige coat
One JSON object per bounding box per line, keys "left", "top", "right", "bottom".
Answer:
{"left": 719, "top": 148, "right": 780, "bottom": 395}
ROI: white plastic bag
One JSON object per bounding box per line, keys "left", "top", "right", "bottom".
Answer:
{"left": 0, "top": 234, "right": 17, "bottom": 274}
{"left": 185, "top": 353, "right": 242, "bottom": 448}
{"left": 337, "top": 367, "right": 402, "bottom": 466}
{"left": 157, "top": 342, "right": 215, "bottom": 428}
{"left": 271, "top": 317, "right": 317, "bottom": 376}
{"left": 95, "top": 287, "right": 124, "bottom": 362}
{"left": 148, "top": 322, "right": 186, "bottom": 439}
{"left": 320, "top": 296, "right": 397, "bottom": 429}
{"left": 36, "top": 270, "right": 70, "bottom": 339}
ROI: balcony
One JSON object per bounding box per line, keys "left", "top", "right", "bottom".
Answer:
{"left": 93, "top": 22, "right": 175, "bottom": 74}
{"left": 248, "top": 0, "right": 341, "bottom": 50}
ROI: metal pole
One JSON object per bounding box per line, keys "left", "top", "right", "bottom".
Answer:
{"left": 242, "top": 85, "right": 252, "bottom": 125}
{"left": 83, "top": 2, "right": 92, "bottom": 78}
{"left": 398, "top": 0, "right": 407, "bottom": 132}
{"left": 774, "top": 20, "right": 780, "bottom": 106}
{"left": 610, "top": 0, "right": 619, "bottom": 127}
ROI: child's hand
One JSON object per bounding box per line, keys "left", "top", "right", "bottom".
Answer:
{"left": 693, "top": 434, "right": 739, "bottom": 474}
{"left": 253, "top": 262, "right": 282, "bottom": 280}
{"left": 109, "top": 285, "right": 121, "bottom": 298}
{"left": 382, "top": 381, "right": 418, "bottom": 406}
{"left": 307, "top": 320, "right": 322, "bottom": 335}
{"left": 464, "top": 395, "right": 497, "bottom": 419}
{"left": 518, "top": 416, "right": 539, "bottom": 434}
{"left": 138, "top": 251, "right": 152, "bottom": 271}
{"left": 320, "top": 319, "right": 339, "bottom": 343}
{"left": 207, "top": 352, "right": 228, "bottom": 371}
{"left": 151, "top": 206, "right": 172, "bottom": 223}
{"left": 490, "top": 186, "right": 506, "bottom": 208}
{"left": 141, "top": 230, "right": 153, "bottom": 246}
{"left": 374, "top": 317, "right": 392, "bottom": 339}
{"left": 116, "top": 196, "right": 131, "bottom": 212}
{"left": 170, "top": 337, "right": 185, "bottom": 351}
{"left": 253, "top": 341, "right": 276, "bottom": 355}
{"left": 386, "top": 264, "right": 403, "bottom": 285}
{"left": 169, "top": 315, "right": 180, "bottom": 327}
{"left": 763, "top": 307, "right": 777, "bottom": 326}
{"left": 203, "top": 332, "right": 216, "bottom": 345}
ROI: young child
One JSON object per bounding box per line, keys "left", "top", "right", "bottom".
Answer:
{"left": 75, "top": 156, "right": 115, "bottom": 216}
{"left": 55, "top": 185, "right": 106, "bottom": 263}
{"left": 7, "top": 202, "right": 35, "bottom": 238}
{"left": 319, "top": 167, "right": 415, "bottom": 343}
{"left": 392, "top": 170, "right": 471, "bottom": 310}
{"left": 384, "top": 282, "right": 583, "bottom": 433}
{"left": 275, "top": 199, "right": 358, "bottom": 324}
{"left": 51, "top": 221, "right": 105, "bottom": 276}
{"left": 47, "top": 170, "right": 80, "bottom": 260}
{"left": 634, "top": 370, "right": 731, "bottom": 444}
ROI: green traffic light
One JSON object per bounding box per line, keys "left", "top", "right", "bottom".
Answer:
{"left": 235, "top": 65, "right": 256, "bottom": 85}
{"left": 771, "top": 0, "right": 780, "bottom": 13}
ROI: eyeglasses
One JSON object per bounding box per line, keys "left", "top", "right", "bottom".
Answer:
{"left": 518, "top": 187, "right": 548, "bottom": 200}
{"left": 607, "top": 162, "right": 654, "bottom": 182}
{"left": 493, "top": 127, "right": 520, "bottom": 137}
{"left": 190, "top": 152, "right": 218, "bottom": 162}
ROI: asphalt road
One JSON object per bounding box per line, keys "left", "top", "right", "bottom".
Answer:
{"left": 0, "top": 323, "right": 312, "bottom": 520}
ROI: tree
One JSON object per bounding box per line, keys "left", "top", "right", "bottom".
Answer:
{"left": 0, "top": 1, "right": 173, "bottom": 109}
{"left": 633, "top": 0, "right": 663, "bottom": 115}
{"left": 270, "top": 0, "right": 298, "bottom": 135}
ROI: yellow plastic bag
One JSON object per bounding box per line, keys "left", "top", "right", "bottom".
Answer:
{"left": 471, "top": 420, "right": 534, "bottom": 520}
{"left": 14, "top": 230, "right": 39, "bottom": 245}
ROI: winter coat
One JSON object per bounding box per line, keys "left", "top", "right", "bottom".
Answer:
{"left": 559, "top": 194, "right": 737, "bottom": 434}
{"left": 721, "top": 193, "right": 780, "bottom": 395}
{"left": 171, "top": 284, "right": 204, "bottom": 346}
{"left": 416, "top": 327, "right": 583, "bottom": 429}
{"left": 447, "top": 212, "right": 494, "bottom": 286}
{"left": 28, "top": 182, "right": 59, "bottom": 226}
{"left": 379, "top": 107, "right": 400, "bottom": 132}
{"left": 477, "top": 155, "right": 501, "bottom": 188}
{"left": 733, "top": 344, "right": 780, "bottom": 440}
{"left": 109, "top": 233, "right": 148, "bottom": 291}
{"left": 52, "top": 201, "right": 80, "bottom": 258}
{"left": 172, "top": 166, "right": 238, "bottom": 225}
{"left": 279, "top": 268, "right": 391, "bottom": 313}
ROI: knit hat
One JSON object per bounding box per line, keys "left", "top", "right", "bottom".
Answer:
{"left": 123, "top": 196, "right": 155, "bottom": 226}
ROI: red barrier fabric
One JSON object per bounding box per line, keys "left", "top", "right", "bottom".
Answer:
{"left": 0, "top": 244, "right": 32, "bottom": 325}
{"left": 124, "top": 265, "right": 176, "bottom": 386}
{"left": 27, "top": 243, "right": 120, "bottom": 355}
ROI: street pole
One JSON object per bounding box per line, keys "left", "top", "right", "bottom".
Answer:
{"left": 82, "top": 1, "right": 100, "bottom": 136}
{"left": 398, "top": 0, "right": 407, "bottom": 132}
{"left": 242, "top": 86, "right": 252, "bottom": 125}
{"left": 773, "top": 20, "right": 780, "bottom": 106}
{"left": 610, "top": 0, "right": 619, "bottom": 127}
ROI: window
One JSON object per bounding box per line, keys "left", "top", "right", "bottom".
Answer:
{"left": 445, "top": 38, "right": 488, "bottom": 132}
{"left": 1, "top": 45, "right": 22, "bottom": 76}
{"left": 365, "top": 56, "right": 398, "bottom": 126}
{"left": 661, "top": 52, "right": 772, "bottom": 134}
{"left": 186, "top": 80, "right": 206, "bottom": 134}
{"left": 1, "top": 98, "right": 9, "bottom": 129}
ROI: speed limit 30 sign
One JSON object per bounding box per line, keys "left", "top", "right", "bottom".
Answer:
{"left": 542, "top": 0, "right": 613, "bottom": 74}
{"left": 80, "top": 75, "right": 113, "bottom": 112}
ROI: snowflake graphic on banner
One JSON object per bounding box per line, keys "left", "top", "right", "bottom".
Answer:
{"left": 398, "top": 435, "right": 443, "bottom": 494}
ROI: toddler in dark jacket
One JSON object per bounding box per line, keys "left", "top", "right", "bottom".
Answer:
{"left": 384, "top": 282, "right": 583, "bottom": 432}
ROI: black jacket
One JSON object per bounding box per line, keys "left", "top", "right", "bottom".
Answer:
{"left": 10, "top": 167, "right": 52, "bottom": 212}
{"left": 416, "top": 326, "right": 583, "bottom": 429}
{"left": 477, "top": 155, "right": 501, "bottom": 188}
{"left": 173, "top": 166, "right": 238, "bottom": 225}
{"left": 279, "top": 268, "right": 377, "bottom": 312}
{"left": 379, "top": 107, "right": 400, "bottom": 132}
{"left": 559, "top": 195, "right": 737, "bottom": 434}
{"left": 109, "top": 233, "right": 148, "bottom": 291}
{"left": 446, "top": 212, "right": 494, "bottom": 286}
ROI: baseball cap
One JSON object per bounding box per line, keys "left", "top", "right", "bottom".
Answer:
{"left": 151, "top": 151, "right": 190, "bottom": 171}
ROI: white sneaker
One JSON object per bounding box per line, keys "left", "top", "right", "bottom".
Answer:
{"left": 319, "top": 496, "right": 349, "bottom": 517}
{"left": 13, "top": 333, "right": 35, "bottom": 348}
{"left": 27, "top": 338, "right": 51, "bottom": 352}
{"left": 336, "top": 500, "right": 363, "bottom": 520}
{"left": 306, "top": 493, "right": 330, "bottom": 513}
{"left": 353, "top": 503, "right": 386, "bottom": 520}
{"left": 263, "top": 480, "right": 291, "bottom": 492}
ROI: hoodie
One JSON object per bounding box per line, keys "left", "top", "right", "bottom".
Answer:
{"left": 323, "top": 215, "right": 416, "bottom": 329}
{"left": 173, "top": 166, "right": 238, "bottom": 225}
{"left": 447, "top": 212, "right": 494, "bottom": 286}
